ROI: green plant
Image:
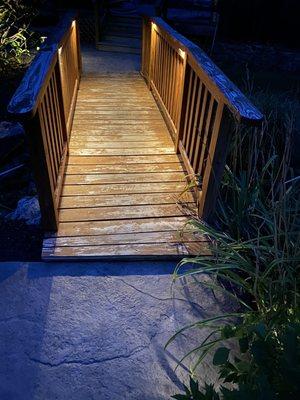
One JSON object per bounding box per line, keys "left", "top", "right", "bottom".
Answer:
{"left": 168, "top": 91, "right": 300, "bottom": 399}
{"left": 173, "top": 323, "right": 300, "bottom": 399}
{"left": 0, "top": 0, "right": 38, "bottom": 74}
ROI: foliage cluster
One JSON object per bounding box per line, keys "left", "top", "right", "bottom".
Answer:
{"left": 0, "top": 0, "right": 39, "bottom": 74}
{"left": 170, "top": 91, "right": 300, "bottom": 399}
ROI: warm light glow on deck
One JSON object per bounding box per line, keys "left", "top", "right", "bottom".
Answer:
{"left": 151, "top": 22, "right": 157, "bottom": 30}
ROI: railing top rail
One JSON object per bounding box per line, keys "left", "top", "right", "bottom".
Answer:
{"left": 149, "top": 17, "right": 263, "bottom": 125}
{"left": 8, "top": 12, "right": 77, "bottom": 119}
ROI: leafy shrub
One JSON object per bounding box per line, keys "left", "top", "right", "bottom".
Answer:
{"left": 169, "top": 93, "right": 300, "bottom": 398}
{"left": 0, "top": 0, "right": 39, "bottom": 74}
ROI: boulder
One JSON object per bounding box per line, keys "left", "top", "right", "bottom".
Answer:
{"left": 7, "top": 196, "right": 41, "bottom": 226}
{"left": 0, "top": 121, "right": 25, "bottom": 159}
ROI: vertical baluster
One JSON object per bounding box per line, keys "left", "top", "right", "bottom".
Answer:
{"left": 199, "top": 105, "right": 232, "bottom": 220}
{"left": 175, "top": 54, "right": 187, "bottom": 138}
{"left": 40, "top": 100, "right": 56, "bottom": 188}
{"left": 45, "top": 87, "right": 60, "bottom": 178}
{"left": 158, "top": 35, "right": 164, "bottom": 94}
{"left": 24, "top": 112, "right": 58, "bottom": 231}
{"left": 200, "top": 100, "right": 218, "bottom": 179}
{"left": 179, "top": 67, "right": 193, "bottom": 149}
{"left": 43, "top": 90, "right": 58, "bottom": 179}
{"left": 188, "top": 79, "right": 203, "bottom": 163}
{"left": 163, "top": 39, "right": 169, "bottom": 105}
{"left": 192, "top": 85, "right": 206, "bottom": 170}
{"left": 174, "top": 55, "right": 185, "bottom": 128}
{"left": 54, "top": 62, "right": 68, "bottom": 142}
{"left": 169, "top": 48, "right": 176, "bottom": 121}
{"left": 76, "top": 20, "right": 82, "bottom": 76}
{"left": 52, "top": 72, "right": 65, "bottom": 155}
{"left": 165, "top": 43, "right": 172, "bottom": 111}
{"left": 149, "top": 23, "right": 156, "bottom": 87}
{"left": 155, "top": 34, "right": 160, "bottom": 91}
{"left": 185, "top": 71, "right": 198, "bottom": 155}
{"left": 160, "top": 38, "right": 166, "bottom": 103}
{"left": 172, "top": 53, "right": 179, "bottom": 122}
{"left": 152, "top": 31, "right": 158, "bottom": 87}
{"left": 193, "top": 88, "right": 209, "bottom": 172}
{"left": 49, "top": 76, "right": 63, "bottom": 157}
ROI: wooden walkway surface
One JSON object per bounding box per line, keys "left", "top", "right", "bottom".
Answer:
{"left": 42, "top": 73, "right": 207, "bottom": 259}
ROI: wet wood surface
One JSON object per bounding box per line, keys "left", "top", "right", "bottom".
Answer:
{"left": 42, "top": 73, "right": 207, "bottom": 259}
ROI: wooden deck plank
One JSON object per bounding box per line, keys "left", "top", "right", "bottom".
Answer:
{"left": 71, "top": 120, "right": 167, "bottom": 126}
{"left": 43, "top": 73, "right": 205, "bottom": 260}
{"left": 59, "top": 204, "right": 196, "bottom": 222}
{"left": 70, "top": 129, "right": 171, "bottom": 137}
{"left": 65, "top": 162, "right": 184, "bottom": 174}
{"left": 67, "top": 155, "right": 180, "bottom": 164}
{"left": 47, "top": 216, "right": 190, "bottom": 237}
{"left": 62, "top": 182, "right": 187, "bottom": 196}
{"left": 42, "top": 242, "right": 208, "bottom": 260}
{"left": 59, "top": 192, "right": 193, "bottom": 208}
{"left": 68, "top": 135, "right": 174, "bottom": 142}
{"left": 64, "top": 172, "right": 186, "bottom": 185}
{"left": 68, "top": 148, "right": 177, "bottom": 156}
{"left": 44, "top": 231, "right": 206, "bottom": 248}
{"left": 68, "top": 140, "right": 174, "bottom": 149}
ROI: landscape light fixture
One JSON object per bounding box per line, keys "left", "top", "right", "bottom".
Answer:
{"left": 178, "top": 48, "right": 186, "bottom": 59}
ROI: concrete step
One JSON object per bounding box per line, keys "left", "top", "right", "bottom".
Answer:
{"left": 106, "top": 18, "right": 142, "bottom": 28}
{"left": 104, "top": 30, "right": 140, "bottom": 39}
{"left": 104, "top": 26, "right": 141, "bottom": 37}
{"left": 107, "top": 15, "right": 141, "bottom": 23}
{"left": 96, "top": 40, "right": 141, "bottom": 54}
{"left": 101, "top": 35, "right": 141, "bottom": 46}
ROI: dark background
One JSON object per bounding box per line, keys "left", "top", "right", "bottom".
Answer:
{"left": 27, "top": 0, "right": 300, "bottom": 47}
{"left": 218, "top": 0, "right": 299, "bottom": 46}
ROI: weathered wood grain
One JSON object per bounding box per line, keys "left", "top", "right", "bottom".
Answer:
{"left": 43, "top": 231, "right": 205, "bottom": 248}
{"left": 62, "top": 182, "right": 187, "bottom": 196}
{"left": 42, "top": 241, "right": 209, "bottom": 259}
{"left": 47, "top": 216, "right": 190, "bottom": 237}
{"left": 67, "top": 155, "right": 180, "bottom": 164}
{"left": 64, "top": 172, "right": 186, "bottom": 185}
{"left": 8, "top": 49, "right": 57, "bottom": 118}
{"left": 59, "top": 203, "right": 196, "bottom": 222}
{"left": 68, "top": 147, "right": 176, "bottom": 156}
{"left": 59, "top": 192, "right": 193, "bottom": 208}
{"left": 65, "top": 162, "right": 184, "bottom": 174}
{"left": 42, "top": 73, "right": 205, "bottom": 259}
{"left": 68, "top": 139, "right": 173, "bottom": 149}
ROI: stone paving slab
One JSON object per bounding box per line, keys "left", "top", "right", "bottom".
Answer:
{"left": 0, "top": 261, "right": 230, "bottom": 400}
{"left": 82, "top": 46, "right": 141, "bottom": 75}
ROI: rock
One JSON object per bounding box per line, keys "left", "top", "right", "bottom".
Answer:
{"left": 0, "top": 121, "right": 24, "bottom": 140}
{"left": 0, "top": 121, "right": 25, "bottom": 159}
{"left": 7, "top": 196, "right": 41, "bottom": 226}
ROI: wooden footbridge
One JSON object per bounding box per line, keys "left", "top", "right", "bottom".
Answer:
{"left": 8, "top": 14, "right": 262, "bottom": 260}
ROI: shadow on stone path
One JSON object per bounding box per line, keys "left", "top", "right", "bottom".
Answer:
{"left": 0, "top": 261, "right": 231, "bottom": 400}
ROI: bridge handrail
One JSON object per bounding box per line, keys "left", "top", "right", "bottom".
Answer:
{"left": 142, "top": 16, "right": 263, "bottom": 220}
{"left": 7, "top": 13, "right": 81, "bottom": 231}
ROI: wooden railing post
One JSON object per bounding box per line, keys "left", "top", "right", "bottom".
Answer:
{"left": 198, "top": 106, "right": 232, "bottom": 220}
{"left": 24, "top": 114, "right": 59, "bottom": 231}
{"left": 148, "top": 21, "right": 155, "bottom": 88}
{"left": 75, "top": 19, "right": 82, "bottom": 76}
